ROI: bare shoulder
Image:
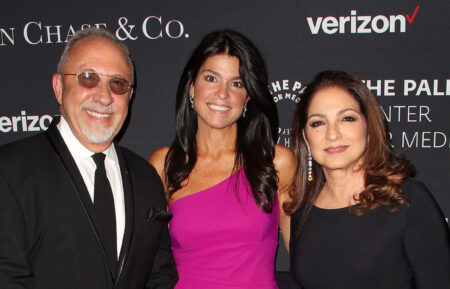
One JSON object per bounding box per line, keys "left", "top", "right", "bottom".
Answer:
{"left": 274, "top": 145, "right": 296, "bottom": 248}
{"left": 274, "top": 144, "right": 296, "bottom": 171}
{"left": 148, "top": 146, "right": 170, "bottom": 179}
{"left": 273, "top": 144, "right": 296, "bottom": 198}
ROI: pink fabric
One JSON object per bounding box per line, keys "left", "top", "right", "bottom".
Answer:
{"left": 169, "top": 169, "right": 279, "bottom": 289}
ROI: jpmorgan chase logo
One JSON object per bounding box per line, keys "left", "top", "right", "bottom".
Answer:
{"left": 0, "top": 16, "right": 188, "bottom": 47}
{"left": 269, "top": 79, "right": 304, "bottom": 148}
{"left": 307, "top": 6, "right": 420, "bottom": 35}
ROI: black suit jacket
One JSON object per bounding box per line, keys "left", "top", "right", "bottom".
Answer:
{"left": 0, "top": 118, "right": 177, "bottom": 289}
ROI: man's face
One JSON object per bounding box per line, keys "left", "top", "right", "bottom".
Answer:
{"left": 53, "top": 37, "right": 133, "bottom": 152}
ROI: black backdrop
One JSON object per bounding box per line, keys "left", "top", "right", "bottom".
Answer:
{"left": 1, "top": 1, "right": 449, "bottom": 287}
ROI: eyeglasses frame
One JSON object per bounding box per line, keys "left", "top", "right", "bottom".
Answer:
{"left": 60, "top": 71, "right": 133, "bottom": 95}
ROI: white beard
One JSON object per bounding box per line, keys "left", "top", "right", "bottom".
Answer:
{"left": 80, "top": 121, "right": 116, "bottom": 144}
{"left": 80, "top": 102, "right": 118, "bottom": 144}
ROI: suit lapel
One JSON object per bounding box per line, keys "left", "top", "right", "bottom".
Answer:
{"left": 115, "top": 145, "right": 134, "bottom": 282}
{"left": 45, "top": 117, "right": 115, "bottom": 280}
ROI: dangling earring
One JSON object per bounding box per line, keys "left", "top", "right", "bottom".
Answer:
{"left": 307, "top": 147, "right": 313, "bottom": 182}
{"left": 189, "top": 93, "right": 194, "bottom": 109}
{"left": 242, "top": 103, "right": 247, "bottom": 118}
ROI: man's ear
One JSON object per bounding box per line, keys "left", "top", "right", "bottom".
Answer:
{"left": 52, "top": 73, "right": 63, "bottom": 105}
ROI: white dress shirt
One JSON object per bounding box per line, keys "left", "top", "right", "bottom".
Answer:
{"left": 57, "top": 116, "right": 125, "bottom": 258}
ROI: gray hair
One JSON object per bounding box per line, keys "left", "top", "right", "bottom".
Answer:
{"left": 57, "top": 27, "right": 134, "bottom": 82}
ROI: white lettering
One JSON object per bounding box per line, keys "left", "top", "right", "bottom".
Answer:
{"left": 27, "top": 116, "right": 40, "bottom": 131}
{"left": 0, "top": 112, "right": 53, "bottom": 133}
{"left": 306, "top": 17, "right": 323, "bottom": 34}
{"left": 393, "top": 106, "right": 406, "bottom": 122}
{"left": 381, "top": 105, "right": 391, "bottom": 122}
{"left": 407, "top": 106, "right": 417, "bottom": 122}
{"left": 39, "top": 115, "right": 52, "bottom": 130}
{"left": 292, "top": 81, "right": 302, "bottom": 91}
{"left": 389, "top": 15, "right": 406, "bottom": 32}
{"left": 271, "top": 81, "right": 281, "bottom": 93}
{"left": 419, "top": 106, "right": 431, "bottom": 122}
{"left": 0, "top": 28, "right": 15, "bottom": 46}
{"left": 23, "top": 21, "right": 43, "bottom": 45}
{"left": 365, "top": 80, "right": 382, "bottom": 96}
{"left": 402, "top": 131, "right": 418, "bottom": 148}
{"left": 384, "top": 79, "right": 395, "bottom": 96}
{"left": 357, "top": 15, "right": 371, "bottom": 33}
{"left": 371, "top": 15, "right": 389, "bottom": 33}
{"left": 322, "top": 17, "right": 339, "bottom": 34}
{"left": 404, "top": 79, "right": 416, "bottom": 96}
{"left": 416, "top": 80, "right": 432, "bottom": 96}
{"left": 338, "top": 16, "right": 350, "bottom": 33}
{"left": 0, "top": 117, "right": 12, "bottom": 132}
{"left": 422, "top": 132, "right": 431, "bottom": 148}
{"left": 350, "top": 10, "right": 357, "bottom": 33}
{"left": 433, "top": 132, "right": 447, "bottom": 148}
{"left": 307, "top": 9, "right": 409, "bottom": 35}
{"left": 142, "top": 16, "right": 163, "bottom": 39}
{"left": 45, "top": 25, "right": 63, "bottom": 44}
{"left": 433, "top": 79, "right": 444, "bottom": 96}
{"left": 165, "top": 20, "right": 184, "bottom": 38}
{"left": 65, "top": 25, "right": 76, "bottom": 42}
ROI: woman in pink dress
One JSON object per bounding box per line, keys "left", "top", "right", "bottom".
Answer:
{"left": 149, "top": 30, "right": 295, "bottom": 289}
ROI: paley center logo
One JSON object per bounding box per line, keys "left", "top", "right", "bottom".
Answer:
{"left": 269, "top": 79, "right": 304, "bottom": 148}
{"left": 307, "top": 6, "right": 420, "bottom": 34}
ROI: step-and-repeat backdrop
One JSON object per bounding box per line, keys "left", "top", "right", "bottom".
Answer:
{"left": 1, "top": 0, "right": 449, "bottom": 287}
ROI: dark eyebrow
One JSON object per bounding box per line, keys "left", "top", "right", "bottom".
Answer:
{"left": 200, "top": 69, "right": 241, "bottom": 80}
{"left": 307, "top": 113, "right": 325, "bottom": 120}
{"left": 307, "top": 108, "right": 360, "bottom": 120}
{"left": 337, "top": 108, "right": 360, "bottom": 115}
{"left": 200, "top": 69, "right": 219, "bottom": 76}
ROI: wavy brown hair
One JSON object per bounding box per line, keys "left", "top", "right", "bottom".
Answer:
{"left": 285, "top": 71, "right": 414, "bottom": 229}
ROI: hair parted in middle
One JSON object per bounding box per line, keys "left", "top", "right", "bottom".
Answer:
{"left": 164, "top": 29, "right": 279, "bottom": 213}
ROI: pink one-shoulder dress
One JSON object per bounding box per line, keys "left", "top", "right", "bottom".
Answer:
{"left": 168, "top": 168, "right": 279, "bottom": 289}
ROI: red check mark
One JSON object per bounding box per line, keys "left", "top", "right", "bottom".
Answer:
{"left": 406, "top": 6, "right": 420, "bottom": 24}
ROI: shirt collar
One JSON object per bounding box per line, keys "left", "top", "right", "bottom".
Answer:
{"left": 57, "top": 115, "right": 118, "bottom": 163}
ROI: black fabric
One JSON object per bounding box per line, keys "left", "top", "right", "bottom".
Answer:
{"left": 92, "top": 153, "right": 117, "bottom": 276}
{"left": 290, "top": 179, "right": 450, "bottom": 289}
{"left": 0, "top": 118, "right": 178, "bottom": 289}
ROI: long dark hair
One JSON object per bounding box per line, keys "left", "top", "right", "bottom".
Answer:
{"left": 285, "top": 71, "right": 414, "bottom": 228}
{"left": 164, "top": 30, "right": 279, "bottom": 213}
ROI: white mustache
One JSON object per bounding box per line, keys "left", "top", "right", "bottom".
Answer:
{"left": 81, "top": 102, "right": 117, "bottom": 114}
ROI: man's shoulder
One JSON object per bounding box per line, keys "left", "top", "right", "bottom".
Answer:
{"left": 0, "top": 132, "right": 51, "bottom": 176}
{"left": 117, "top": 146, "right": 159, "bottom": 176}
{"left": 118, "top": 146, "right": 146, "bottom": 164}
{"left": 0, "top": 132, "right": 49, "bottom": 158}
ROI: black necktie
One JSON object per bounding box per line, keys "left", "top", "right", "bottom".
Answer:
{"left": 92, "top": 153, "right": 117, "bottom": 274}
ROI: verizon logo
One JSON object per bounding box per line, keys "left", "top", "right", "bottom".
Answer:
{"left": 307, "top": 6, "right": 419, "bottom": 34}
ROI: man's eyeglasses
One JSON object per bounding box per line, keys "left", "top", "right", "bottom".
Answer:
{"left": 60, "top": 71, "right": 133, "bottom": 95}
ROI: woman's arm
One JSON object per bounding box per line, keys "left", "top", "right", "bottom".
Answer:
{"left": 148, "top": 146, "right": 170, "bottom": 190}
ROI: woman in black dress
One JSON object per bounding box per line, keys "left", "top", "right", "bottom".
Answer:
{"left": 286, "top": 71, "right": 450, "bottom": 289}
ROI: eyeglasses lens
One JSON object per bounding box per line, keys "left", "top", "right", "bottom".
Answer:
{"left": 77, "top": 71, "right": 101, "bottom": 88}
{"left": 76, "top": 71, "right": 130, "bottom": 94}
{"left": 109, "top": 78, "right": 130, "bottom": 94}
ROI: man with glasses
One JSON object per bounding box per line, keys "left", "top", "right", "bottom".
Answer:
{"left": 0, "top": 28, "right": 177, "bottom": 289}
